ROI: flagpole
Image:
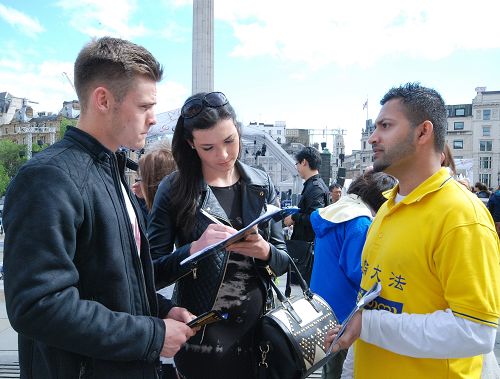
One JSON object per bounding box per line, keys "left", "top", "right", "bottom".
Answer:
{"left": 366, "top": 95, "right": 368, "bottom": 121}
{"left": 363, "top": 97, "right": 368, "bottom": 120}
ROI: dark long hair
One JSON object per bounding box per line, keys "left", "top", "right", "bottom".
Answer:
{"left": 171, "top": 92, "right": 238, "bottom": 231}
{"left": 348, "top": 171, "right": 397, "bottom": 212}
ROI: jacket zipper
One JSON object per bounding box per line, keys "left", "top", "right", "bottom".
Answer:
{"left": 195, "top": 206, "right": 232, "bottom": 344}
{"left": 110, "top": 155, "right": 151, "bottom": 316}
{"left": 201, "top": 207, "right": 232, "bottom": 307}
{"left": 198, "top": 240, "right": 229, "bottom": 345}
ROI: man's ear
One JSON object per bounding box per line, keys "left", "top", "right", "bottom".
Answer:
{"left": 92, "top": 87, "right": 113, "bottom": 113}
{"left": 417, "top": 120, "right": 434, "bottom": 145}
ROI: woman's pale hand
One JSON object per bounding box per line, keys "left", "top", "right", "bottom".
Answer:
{"left": 283, "top": 215, "right": 294, "bottom": 227}
{"left": 189, "top": 223, "right": 237, "bottom": 255}
{"left": 226, "top": 226, "right": 271, "bottom": 261}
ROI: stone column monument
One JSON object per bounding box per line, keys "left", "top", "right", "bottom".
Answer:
{"left": 192, "top": 0, "right": 214, "bottom": 94}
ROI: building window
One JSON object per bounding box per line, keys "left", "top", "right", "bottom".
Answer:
{"left": 453, "top": 140, "right": 463, "bottom": 149}
{"left": 483, "top": 109, "right": 491, "bottom": 120}
{"left": 277, "top": 130, "right": 281, "bottom": 135}
{"left": 453, "top": 122, "right": 464, "bottom": 130}
{"left": 363, "top": 141, "right": 366, "bottom": 150}
{"left": 482, "top": 126, "right": 491, "bottom": 136}
{"left": 479, "top": 173, "right": 491, "bottom": 188}
{"left": 455, "top": 108, "right": 465, "bottom": 116}
{"left": 480, "top": 157, "right": 491, "bottom": 169}
{"left": 455, "top": 156, "right": 463, "bottom": 159}
{"left": 480, "top": 140, "right": 492, "bottom": 151}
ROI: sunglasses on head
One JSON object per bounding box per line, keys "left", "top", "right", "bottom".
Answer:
{"left": 180, "top": 92, "right": 228, "bottom": 119}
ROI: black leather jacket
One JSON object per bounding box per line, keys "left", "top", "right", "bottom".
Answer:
{"left": 148, "top": 161, "right": 289, "bottom": 315}
{"left": 3, "top": 127, "right": 170, "bottom": 379}
{"left": 291, "top": 174, "right": 330, "bottom": 242}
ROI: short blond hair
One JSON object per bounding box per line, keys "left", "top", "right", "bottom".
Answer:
{"left": 74, "top": 36, "right": 163, "bottom": 112}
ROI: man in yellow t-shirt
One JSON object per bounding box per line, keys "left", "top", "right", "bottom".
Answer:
{"left": 325, "top": 82, "right": 500, "bottom": 378}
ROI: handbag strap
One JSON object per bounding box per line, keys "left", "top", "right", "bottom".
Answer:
{"left": 285, "top": 251, "right": 314, "bottom": 299}
{"left": 269, "top": 253, "right": 316, "bottom": 306}
{"left": 268, "top": 254, "right": 321, "bottom": 323}
{"left": 285, "top": 263, "right": 292, "bottom": 298}
{"left": 269, "top": 277, "right": 303, "bottom": 324}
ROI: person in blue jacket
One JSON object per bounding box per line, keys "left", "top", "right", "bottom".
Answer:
{"left": 310, "top": 170, "right": 396, "bottom": 379}
{"left": 487, "top": 185, "right": 500, "bottom": 236}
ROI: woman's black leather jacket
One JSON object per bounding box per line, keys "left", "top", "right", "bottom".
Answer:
{"left": 148, "top": 161, "right": 289, "bottom": 314}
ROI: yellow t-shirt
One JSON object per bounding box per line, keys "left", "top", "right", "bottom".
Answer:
{"left": 355, "top": 168, "right": 500, "bottom": 379}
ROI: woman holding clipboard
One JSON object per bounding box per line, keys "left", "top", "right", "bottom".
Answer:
{"left": 148, "top": 92, "right": 289, "bottom": 379}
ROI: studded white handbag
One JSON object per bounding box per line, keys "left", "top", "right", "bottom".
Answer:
{"left": 255, "top": 257, "right": 340, "bottom": 379}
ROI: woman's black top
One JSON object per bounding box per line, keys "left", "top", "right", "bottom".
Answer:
{"left": 175, "top": 181, "right": 264, "bottom": 379}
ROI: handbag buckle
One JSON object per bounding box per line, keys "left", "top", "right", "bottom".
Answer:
{"left": 259, "top": 343, "right": 270, "bottom": 367}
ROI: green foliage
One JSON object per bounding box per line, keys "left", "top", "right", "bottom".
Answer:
{"left": 32, "top": 142, "right": 50, "bottom": 154}
{"left": 0, "top": 140, "right": 27, "bottom": 178}
{"left": 59, "top": 117, "right": 77, "bottom": 140}
{"left": 0, "top": 163, "right": 9, "bottom": 196}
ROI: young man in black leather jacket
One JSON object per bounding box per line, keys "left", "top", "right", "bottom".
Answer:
{"left": 3, "top": 37, "right": 196, "bottom": 379}
{"left": 284, "top": 146, "right": 330, "bottom": 283}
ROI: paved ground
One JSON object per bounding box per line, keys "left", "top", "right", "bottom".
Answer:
{"left": 0, "top": 233, "right": 499, "bottom": 377}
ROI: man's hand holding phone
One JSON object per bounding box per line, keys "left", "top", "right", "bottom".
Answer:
{"left": 187, "top": 310, "right": 228, "bottom": 328}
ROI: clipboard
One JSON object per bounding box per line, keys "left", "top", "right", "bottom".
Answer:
{"left": 180, "top": 205, "right": 299, "bottom": 266}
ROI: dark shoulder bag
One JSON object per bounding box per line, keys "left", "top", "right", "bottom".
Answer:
{"left": 285, "top": 239, "right": 314, "bottom": 285}
{"left": 255, "top": 256, "right": 339, "bottom": 379}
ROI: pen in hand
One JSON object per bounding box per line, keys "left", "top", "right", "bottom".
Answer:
{"left": 200, "top": 208, "right": 224, "bottom": 225}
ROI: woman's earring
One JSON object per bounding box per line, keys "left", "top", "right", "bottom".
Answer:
{"left": 191, "top": 145, "right": 196, "bottom": 150}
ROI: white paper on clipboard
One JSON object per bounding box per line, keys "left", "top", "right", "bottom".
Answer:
{"left": 180, "top": 205, "right": 298, "bottom": 266}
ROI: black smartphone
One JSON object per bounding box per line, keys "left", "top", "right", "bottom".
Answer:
{"left": 187, "top": 310, "right": 228, "bottom": 328}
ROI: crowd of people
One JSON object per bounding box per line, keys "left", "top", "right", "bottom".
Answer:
{"left": 1, "top": 37, "right": 499, "bottom": 379}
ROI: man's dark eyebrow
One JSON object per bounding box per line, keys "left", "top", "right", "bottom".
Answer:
{"left": 376, "top": 117, "right": 395, "bottom": 125}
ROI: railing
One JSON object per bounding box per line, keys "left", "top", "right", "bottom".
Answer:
{"left": 17, "top": 126, "right": 56, "bottom": 134}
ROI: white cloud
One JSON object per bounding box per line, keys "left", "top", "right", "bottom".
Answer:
{"left": 0, "top": 59, "right": 76, "bottom": 114}
{"left": 212, "top": 0, "right": 500, "bottom": 70}
{"left": 1, "top": 56, "right": 187, "bottom": 116}
{"left": 156, "top": 80, "right": 189, "bottom": 113}
{"left": 0, "top": 4, "right": 44, "bottom": 37}
{"left": 160, "top": 21, "right": 190, "bottom": 42}
{"left": 167, "top": 0, "right": 192, "bottom": 7}
{"left": 0, "top": 60, "right": 25, "bottom": 72}
{"left": 55, "top": 0, "right": 148, "bottom": 39}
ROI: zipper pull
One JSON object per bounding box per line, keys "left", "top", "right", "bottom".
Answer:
{"left": 264, "top": 265, "right": 276, "bottom": 277}
{"left": 192, "top": 267, "right": 198, "bottom": 279}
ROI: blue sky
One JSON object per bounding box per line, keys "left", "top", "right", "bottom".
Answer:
{"left": 1, "top": 0, "right": 499, "bottom": 153}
